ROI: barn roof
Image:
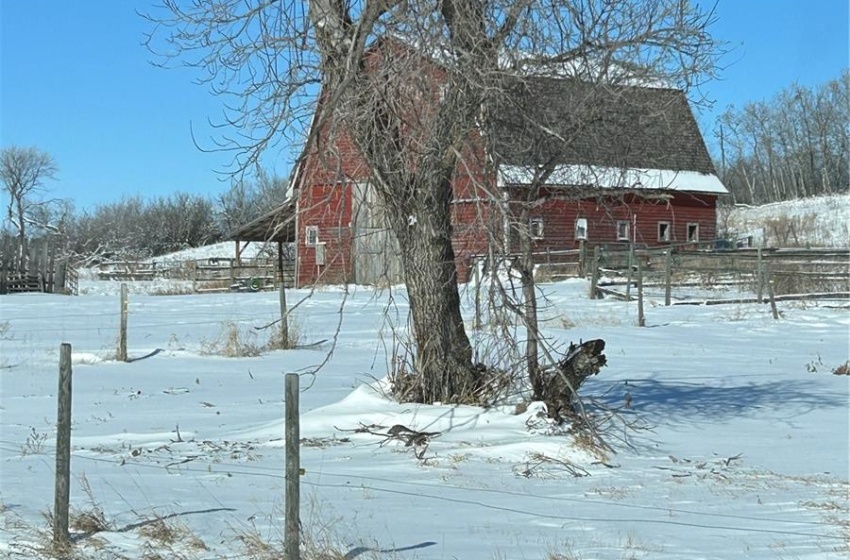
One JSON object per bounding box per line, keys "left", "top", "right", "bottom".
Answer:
{"left": 228, "top": 199, "right": 296, "bottom": 243}
{"left": 491, "top": 77, "right": 723, "bottom": 191}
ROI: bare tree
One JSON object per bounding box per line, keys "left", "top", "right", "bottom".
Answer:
{"left": 145, "top": 192, "right": 221, "bottom": 254}
{"left": 217, "top": 168, "right": 290, "bottom": 234}
{"left": 147, "top": 0, "right": 721, "bottom": 404}
{"left": 66, "top": 193, "right": 221, "bottom": 260}
{"left": 0, "top": 146, "right": 58, "bottom": 265}
{"left": 715, "top": 71, "right": 850, "bottom": 205}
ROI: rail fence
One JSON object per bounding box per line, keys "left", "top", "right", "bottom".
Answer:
{"left": 526, "top": 246, "right": 850, "bottom": 302}
{"left": 94, "top": 255, "right": 296, "bottom": 292}
{"left": 0, "top": 236, "right": 76, "bottom": 295}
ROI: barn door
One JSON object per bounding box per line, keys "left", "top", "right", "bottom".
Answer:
{"left": 352, "top": 183, "right": 402, "bottom": 285}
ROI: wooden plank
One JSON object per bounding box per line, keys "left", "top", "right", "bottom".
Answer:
{"left": 671, "top": 292, "right": 850, "bottom": 306}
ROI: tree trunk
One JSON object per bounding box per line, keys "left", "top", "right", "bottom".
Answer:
{"left": 516, "top": 206, "right": 542, "bottom": 400}
{"left": 543, "top": 339, "right": 607, "bottom": 423}
{"left": 394, "top": 179, "right": 477, "bottom": 404}
{"left": 16, "top": 197, "right": 27, "bottom": 270}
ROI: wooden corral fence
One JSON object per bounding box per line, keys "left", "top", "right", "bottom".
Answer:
{"left": 0, "top": 237, "right": 77, "bottom": 295}
{"left": 598, "top": 247, "right": 848, "bottom": 302}
{"left": 95, "top": 255, "right": 296, "bottom": 292}
{"left": 477, "top": 243, "right": 849, "bottom": 305}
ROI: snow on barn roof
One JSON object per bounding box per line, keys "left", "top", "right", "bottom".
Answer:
{"left": 491, "top": 77, "right": 725, "bottom": 193}
{"left": 498, "top": 164, "right": 728, "bottom": 194}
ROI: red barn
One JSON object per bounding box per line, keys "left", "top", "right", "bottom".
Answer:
{"left": 286, "top": 56, "right": 726, "bottom": 287}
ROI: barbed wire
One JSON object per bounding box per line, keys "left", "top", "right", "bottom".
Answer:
{"left": 0, "top": 440, "right": 843, "bottom": 542}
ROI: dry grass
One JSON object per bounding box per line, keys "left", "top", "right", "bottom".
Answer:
{"left": 201, "top": 322, "right": 264, "bottom": 357}
{"left": 832, "top": 361, "right": 850, "bottom": 376}
{"left": 201, "top": 317, "right": 304, "bottom": 357}
{"left": 69, "top": 509, "right": 110, "bottom": 534}
{"left": 264, "top": 317, "right": 304, "bottom": 350}
{"left": 70, "top": 474, "right": 112, "bottom": 535}
{"left": 138, "top": 515, "right": 188, "bottom": 546}
{"left": 234, "top": 527, "right": 283, "bottom": 560}
{"left": 19, "top": 427, "right": 48, "bottom": 456}
{"left": 133, "top": 512, "right": 208, "bottom": 559}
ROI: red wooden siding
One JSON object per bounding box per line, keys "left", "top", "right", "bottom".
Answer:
{"left": 297, "top": 183, "right": 355, "bottom": 286}
{"left": 520, "top": 192, "right": 717, "bottom": 252}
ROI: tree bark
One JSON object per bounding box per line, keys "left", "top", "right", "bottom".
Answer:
{"left": 544, "top": 339, "right": 607, "bottom": 423}
{"left": 516, "top": 206, "right": 542, "bottom": 400}
{"left": 16, "top": 196, "right": 27, "bottom": 269}
{"left": 392, "top": 177, "right": 477, "bottom": 404}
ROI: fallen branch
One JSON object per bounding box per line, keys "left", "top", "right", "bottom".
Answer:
{"left": 336, "top": 423, "right": 441, "bottom": 459}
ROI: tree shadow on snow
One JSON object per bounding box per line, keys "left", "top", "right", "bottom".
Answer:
{"left": 344, "top": 541, "right": 437, "bottom": 559}
{"left": 590, "top": 376, "right": 846, "bottom": 425}
{"left": 127, "top": 348, "right": 164, "bottom": 362}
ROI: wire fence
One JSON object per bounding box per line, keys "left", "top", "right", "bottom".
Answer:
{"left": 0, "top": 439, "right": 842, "bottom": 544}
{"left": 1, "top": 280, "right": 848, "bottom": 558}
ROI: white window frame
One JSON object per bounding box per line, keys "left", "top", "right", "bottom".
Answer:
{"left": 657, "top": 221, "right": 671, "bottom": 242}
{"left": 686, "top": 222, "right": 700, "bottom": 243}
{"left": 305, "top": 225, "right": 319, "bottom": 246}
{"left": 616, "top": 220, "right": 630, "bottom": 241}
{"left": 529, "top": 218, "right": 544, "bottom": 240}
{"left": 575, "top": 218, "right": 588, "bottom": 240}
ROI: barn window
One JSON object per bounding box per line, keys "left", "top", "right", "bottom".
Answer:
{"left": 305, "top": 226, "right": 319, "bottom": 246}
{"left": 575, "top": 218, "right": 588, "bottom": 240}
{"left": 529, "top": 218, "right": 544, "bottom": 239}
{"left": 657, "top": 222, "right": 670, "bottom": 242}
{"left": 616, "top": 221, "right": 630, "bottom": 241}
{"left": 687, "top": 223, "right": 700, "bottom": 242}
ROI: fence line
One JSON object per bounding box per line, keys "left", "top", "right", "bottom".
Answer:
{"left": 0, "top": 436, "right": 841, "bottom": 543}
{"left": 3, "top": 265, "right": 846, "bottom": 557}
{"left": 93, "top": 255, "right": 296, "bottom": 292}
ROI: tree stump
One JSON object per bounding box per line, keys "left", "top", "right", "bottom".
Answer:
{"left": 542, "top": 339, "right": 607, "bottom": 423}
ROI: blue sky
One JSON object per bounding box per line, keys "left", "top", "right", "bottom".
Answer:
{"left": 1, "top": 0, "right": 847, "bottom": 211}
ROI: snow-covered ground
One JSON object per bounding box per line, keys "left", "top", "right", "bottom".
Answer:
{"left": 722, "top": 193, "right": 850, "bottom": 248}
{"left": 1, "top": 277, "right": 848, "bottom": 559}
{"left": 144, "top": 241, "right": 276, "bottom": 264}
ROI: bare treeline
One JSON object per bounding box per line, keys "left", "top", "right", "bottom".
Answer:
{"left": 0, "top": 167, "right": 289, "bottom": 263}
{"left": 716, "top": 71, "right": 849, "bottom": 205}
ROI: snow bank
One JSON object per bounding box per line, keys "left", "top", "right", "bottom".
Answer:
{"left": 722, "top": 193, "right": 850, "bottom": 247}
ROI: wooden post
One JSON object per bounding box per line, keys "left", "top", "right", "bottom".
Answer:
{"left": 285, "top": 374, "right": 301, "bottom": 560}
{"left": 625, "top": 244, "right": 635, "bottom": 301}
{"left": 765, "top": 264, "right": 780, "bottom": 320}
{"left": 277, "top": 241, "right": 285, "bottom": 286}
{"left": 45, "top": 241, "right": 55, "bottom": 293}
{"left": 118, "top": 283, "right": 128, "bottom": 362}
{"left": 756, "top": 247, "right": 764, "bottom": 303}
{"left": 55, "top": 260, "right": 66, "bottom": 295}
{"left": 589, "top": 246, "right": 601, "bottom": 299}
{"left": 664, "top": 249, "right": 672, "bottom": 306}
{"left": 578, "top": 240, "right": 586, "bottom": 278}
{"left": 279, "top": 282, "right": 290, "bottom": 347}
{"left": 54, "top": 343, "right": 72, "bottom": 547}
{"left": 637, "top": 260, "right": 646, "bottom": 327}
{"left": 472, "top": 260, "right": 482, "bottom": 331}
